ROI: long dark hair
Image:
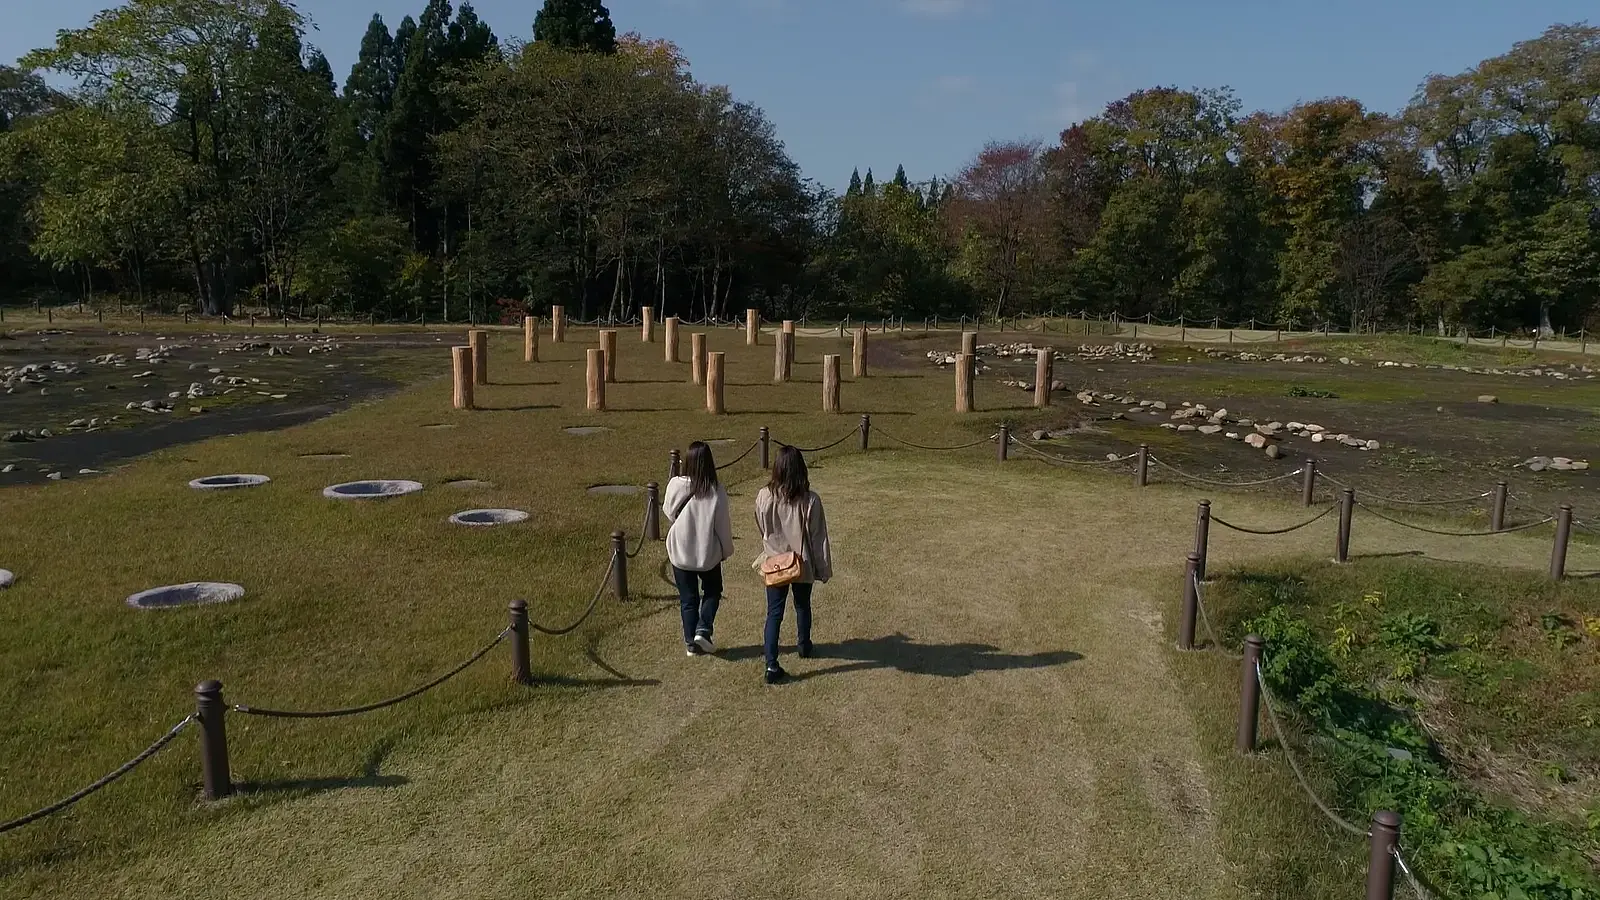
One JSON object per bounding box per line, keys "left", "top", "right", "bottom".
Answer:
{"left": 768, "top": 445, "right": 810, "bottom": 505}
{"left": 684, "top": 441, "right": 719, "bottom": 498}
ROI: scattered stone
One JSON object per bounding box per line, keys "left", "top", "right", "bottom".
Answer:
{"left": 1198, "top": 425, "right": 1223, "bottom": 435}
{"left": 45, "top": 472, "right": 62, "bottom": 480}
{"left": 1265, "top": 445, "right": 1283, "bottom": 460}
{"left": 1031, "top": 430, "right": 1050, "bottom": 441}
{"left": 1224, "top": 432, "right": 1241, "bottom": 440}
{"left": 1177, "top": 424, "right": 1197, "bottom": 433}
{"left": 1, "top": 464, "right": 13, "bottom": 473}
{"left": 1478, "top": 395, "right": 1499, "bottom": 404}
{"left": 1245, "top": 433, "right": 1269, "bottom": 449}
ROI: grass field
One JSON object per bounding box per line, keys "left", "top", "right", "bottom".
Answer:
{"left": 3, "top": 323, "right": 1598, "bottom": 898}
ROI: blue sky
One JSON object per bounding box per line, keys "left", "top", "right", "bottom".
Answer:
{"left": 4, "top": 0, "right": 1593, "bottom": 189}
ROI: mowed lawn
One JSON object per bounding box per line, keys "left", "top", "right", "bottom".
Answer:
{"left": 4, "top": 324, "right": 1596, "bottom": 898}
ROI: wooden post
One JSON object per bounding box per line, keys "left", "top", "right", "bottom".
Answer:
{"left": 961, "top": 330, "right": 977, "bottom": 358}
{"left": 552, "top": 305, "right": 566, "bottom": 342}
{"left": 469, "top": 329, "right": 489, "bottom": 385}
{"left": 775, "top": 322, "right": 793, "bottom": 383}
{"left": 665, "top": 316, "right": 680, "bottom": 362}
{"left": 691, "top": 333, "right": 707, "bottom": 385}
{"left": 451, "top": 346, "right": 475, "bottom": 410}
{"left": 641, "top": 307, "right": 654, "bottom": 343}
{"left": 955, "top": 353, "right": 974, "bottom": 413}
{"left": 600, "top": 330, "right": 618, "bottom": 383}
{"left": 1034, "top": 349, "right": 1052, "bottom": 408}
{"left": 853, "top": 326, "right": 867, "bottom": 378}
{"left": 523, "top": 316, "right": 539, "bottom": 362}
{"left": 823, "top": 354, "right": 841, "bottom": 412}
{"left": 706, "top": 352, "right": 726, "bottom": 414}
{"left": 746, "top": 308, "right": 760, "bottom": 345}
{"left": 586, "top": 349, "right": 605, "bottom": 411}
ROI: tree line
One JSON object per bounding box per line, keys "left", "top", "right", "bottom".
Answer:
{"left": 0, "top": 2, "right": 1595, "bottom": 334}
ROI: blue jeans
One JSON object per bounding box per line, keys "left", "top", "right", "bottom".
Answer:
{"left": 673, "top": 565, "right": 723, "bottom": 646}
{"left": 764, "top": 583, "right": 813, "bottom": 667}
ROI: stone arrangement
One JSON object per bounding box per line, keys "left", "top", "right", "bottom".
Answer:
{"left": 125, "top": 582, "right": 245, "bottom": 610}
{"left": 448, "top": 509, "right": 530, "bottom": 526}
{"left": 188, "top": 474, "right": 272, "bottom": 490}
{"left": 1074, "top": 389, "right": 1382, "bottom": 459}
{"left": 1204, "top": 348, "right": 1596, "bottom": 380}
{"left": 322, "top": 479, "right": 424, "bottom": 499}
{"left": 1520, "top": 456, "right": 1591, "bottom": 473}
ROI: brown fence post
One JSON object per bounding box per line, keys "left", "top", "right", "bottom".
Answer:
{"left": 691, "top": 333, "right": 707, "bottom": 385}
{"left": 451, "top": 346, "right": 475, "bottom": 410}
{"left": 1366, "top": 811, "right": 1400, "bottom": 900}
{"left": 1135, "top": 444, "right": 1150, "bottom": 487}
{"left": 1490, "top": 481, "right": 1508, "bottom": 532}
{"left": 1180, "top": 553, "right": 1200, "bottom": 650}
{"left": 509, "top": 600, "right": 531, "bottom": 685}
{"left": 1034, "top": 349, "right": 1052, "bottom": 408}
{"left": 823, "top": 354, "right": 841, "bottom": 412}
{"left": 860, "top": 414, "right": 871, "bottom": 451}
{"left": 1194, "top": 500, "right": 1211, "bottom": 581}
{"left": 1236, "top": 635, "right": 1264, "bottom": 753}
{"left": 552, "top": 305, "right": 566, "bottom": 342}
{"left": 524, "top": 316, "right": 539, "bottom": 362}
{"left": 775, "top": 323, "right": 793, "bottom": 383}
{"left": 955, "top": 353, "right": 974, "bottom": 413}
{"left": 759, "top": 427, "right": 770, "bottom": 469}
{"left": 706, "top": 352, "right": 726, "bottom": 414}
{"left": 469, "top": 329, "right": 489, "bottom": 385}
{"left": 998, "top": 423, "right": 1010, "bottom": 462}
{"left": 645, "top": 482, "right": 662, "bottom": 541}
{"left": 195, "top": 680, "right": 233, "bottom": 800}
{"left": 1552, "top": 504, "right": 1572, "bottom": 581}
{"left": 664, "top": 316, "right": 680, "bottom": 362}
{"left": 641, "top": 307, "right": 654, "bottom": 343}
{"left": 586, "top": 348, "right": 605, "bottom": 411}
{"left": 1301, "top": 458, "right": 1318, "bottom": 507}
{"left": 1337, "top": 488, "right": 1355, "bottom": 563}
{"left": 961, "top": 330, "right": 977, "bottom": 358}
{"left": 747, "top": 308, "right": 760, "bottom": 345}
{"left": 610, "top": 531, "right": 629, "bottom": 600}
{"left": 600, "top": 330, "right": 618, "bottom": 383}
{"left": 853, "top": 326, "right": 867, "bottom": 378}
{"left": 669, "top": 448, "right": 681, "bottom": 479}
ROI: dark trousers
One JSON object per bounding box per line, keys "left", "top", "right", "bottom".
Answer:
{"left": 764, "top": 582, "right": 813, "bottom": 667}
{"left": 673, "top": 565, "right": 723, "bottom": 646}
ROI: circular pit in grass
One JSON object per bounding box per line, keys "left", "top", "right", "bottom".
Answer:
{"left": 0, "top": 569, "right": 13, "bottom": 589}
{"left": 323, "top": 479, "right": 424, "bottom": 500}
{"left": 449, "top": 508, "right": 530, "bottom": 526}
{"left": 587, "top": 484, "right": 642, "bottom": 496}
{"left": 444, "top": 479, "right": 494, "bottom": 490}
{"left": 188, "top": 474, "right": 271, "bottom": 490}
{"left": 126, "top": 581, "right": 244, "bottom": 610}
{"left": 564, "top": 426, "right": 612, "bottom": 436}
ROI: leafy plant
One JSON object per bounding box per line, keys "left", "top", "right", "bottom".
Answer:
{"left": 1287, "top": 385, "right": 1339, "bottom": 399}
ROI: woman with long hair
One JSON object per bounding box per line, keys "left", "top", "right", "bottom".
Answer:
{"left": 664, "top": 441, "right": 734, "bottom": 656}
{"left": 754, "top": 445, "right": 832, "bottom": 683}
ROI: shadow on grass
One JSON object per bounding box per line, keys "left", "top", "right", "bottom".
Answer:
{"left": 237, "top": 737, "right": 409, "bottom": 797}
{"left": 718, "top": 632, "right": 1082, "bottom": 679}
{"left": 475, "top": 404, "right": 561, "bottom": 412}
{"left": 536, "top": 646, "right": 662, "bottom": 689}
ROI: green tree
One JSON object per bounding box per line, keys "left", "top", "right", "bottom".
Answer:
{"left": 533, "top": 0, "right": 617, "bottom": 54}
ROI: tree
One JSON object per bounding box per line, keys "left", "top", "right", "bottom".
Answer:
{"left": 892, "top": 164, "right": 909, "bottom": 189}
{"left": 946, "top": 140, "right": 1048, "bottom": 318}
{"left": 846, "top": 168, "right": 862, "bottom": 197}
{"left": 533, "top": 0, "right": 617, "bottom": 54}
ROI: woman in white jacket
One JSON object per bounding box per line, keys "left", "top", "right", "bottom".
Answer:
{"left": 664, "top": 441, "right": 735, "bottom": 656}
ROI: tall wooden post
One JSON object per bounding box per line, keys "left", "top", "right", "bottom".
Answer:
{"left": 747, "top": 308, "right": 760, "bottom": 345}
{"left": 775, "top": 322, "right": 793, "bottom": 383}
{"left": 451, "top": 346, "right": 475, "bottom": 410}
{"left": 641, "top": 307, "right": 655, "bottom": 343}
{"left": 600, "top": 330, "right": 618, "bottom": 383}
{"left": 551, "top": 305, "right": 566, "bottom": 342}
{"left": 853, "top": 326, "right": 867, "bottom": 378}
{"left": 961, "top": 330, "right": 978, "bottom": 358}
{"left": 586, "top": 349, "right": 605, "bottom": 411}
{"left": 823, "top": 354, "right": 841, "bottom": 412}
{"left": 691, "top": 333, "right": 707, "bottom": 385}
{"left": 664, "top": 316, "right": 681, "bottom": 363}
{"left": 469, "top": 329, "right": 489, "bottom": 385}
{"left": 524, "top": 316, "right": 539, "bottom": 362}
{"left": 955, "top": 353, "right": 974, "bottom": 413}
{"left": 706, "top": 352, "right": 726, "bottom": 414}
{"left": 1034, "top": 349, "right": 1052, "bottom": 408}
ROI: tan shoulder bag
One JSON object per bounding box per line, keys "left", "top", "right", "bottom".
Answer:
{"left": 759, "top": 498, "right": 810, "bottom": 588}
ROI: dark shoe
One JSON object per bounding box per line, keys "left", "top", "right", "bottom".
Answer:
{"left": 686, "top": 644, "right": 704, "bottom": 657}
{"left": 797, "top": 641, "right": 814, "bottom": 659}
{"left": 764, "top": 665, "right": 788, "bottom": 684}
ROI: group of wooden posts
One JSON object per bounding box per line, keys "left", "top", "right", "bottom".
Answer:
{"left": 448, "top": 310, "right": 1062, "bottom": 415}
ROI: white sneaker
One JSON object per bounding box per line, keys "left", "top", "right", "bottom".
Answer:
{"left": 693, "top": 634, "right": 716, "bottom": 654}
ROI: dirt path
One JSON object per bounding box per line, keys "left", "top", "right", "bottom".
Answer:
{"left": 40, "top": 455, "right": 1598, "bottom": 900}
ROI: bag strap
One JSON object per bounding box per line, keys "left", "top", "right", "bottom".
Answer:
{"left": 797, "top": 495, "right": 812, "bottom": 562}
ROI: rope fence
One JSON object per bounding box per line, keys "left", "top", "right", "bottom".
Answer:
{"left": 530, "top": 552, "right": 618, "bottom": 636}
{"left": 0, "top": 715, "right": 194, "bottom": 835}
{"left": 1255, "top": 660, "right": 1369, "bottom": 838}
{"left": 874, "top": 428, "right": 994, "bottom": 452}
{"left": 1355, "top": 502, "right": 1552, "bottom": 538}
{"left": 1211, "top": 505, "right": 1336, "bottom": 535}
{"left": 1149, "top": 455, "right": 1304, "bottom": 488}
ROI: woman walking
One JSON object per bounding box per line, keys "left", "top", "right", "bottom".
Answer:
{"left": 665, "top": 441, "right": 734, "bottom": 656}
{"left": 755, "top": 446, "right": 832, "bottom": 683}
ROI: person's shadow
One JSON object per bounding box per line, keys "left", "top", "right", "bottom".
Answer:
{"left": 720, "top": 633, "right": 1081, "bottom": 679}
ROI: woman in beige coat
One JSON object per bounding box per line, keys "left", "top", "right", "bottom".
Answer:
{"left": 754, "top": 446, "right": 832, "bottom": 683}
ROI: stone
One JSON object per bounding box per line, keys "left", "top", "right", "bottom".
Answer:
{"left": 1051, "top": 381, "right": 1065, "bottom": 392}
{"left": 1478, "top": 395, "right": 1498, "bottom": 403}
{"left": 1574, "top": 462, "right": 1590, "bottom": 471}
{"left": 1245, "top": 433, "right": 1269, "bottom": 449}
{"left": 45, "top": 472, "right": 62, "bottom": 480}
{"left": 1151, "top": 401, "right": 1167, "bottom": 410}
{"left": 1177, "top": 424, "right": 1197, "bottom": 433}
{"left": 1198, "top": 425, "right": 1223, "bottom": 435}
{"left": 1287, "top": 421, "right": 1305, "bottom": 431}
{"left": 1224, "top": 432, "right": 1241, "bottom": 440}
{"left": 1265, "top": 445, "right": 1283, "bottom": 460}
{"left": 1032, "top": 430, "right": 1050, "bottom": 441}
{"left": 1311, "top": 433, "right": 1325, "bottom": 443}
{"left": 1, "top": 464, "right": 13, "bottom": 473}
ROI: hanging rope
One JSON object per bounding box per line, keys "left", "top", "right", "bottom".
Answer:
{"left": 1211, "top": 505, "right": 1337, "bottom": 535}
{"left": 1355, "top": 502, "right": 1551, "bottom": 537}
